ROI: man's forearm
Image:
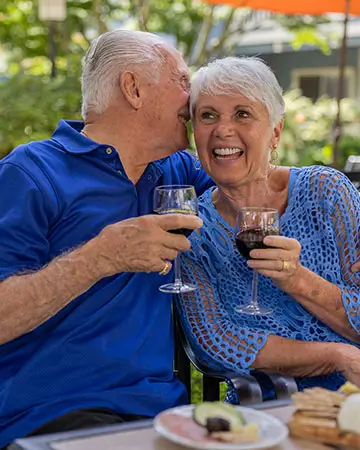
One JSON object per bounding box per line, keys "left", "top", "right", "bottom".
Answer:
{"left": 252, "top": 334, "right": 338, "bottom": 377}
{"left": 0, "top": 237, "right": 107, "bottom": 344}
{"left": 283, "top": 266, "right": 360, "bottom": 344}
{"left": 0, "top": 213, "right": 202, "bottom": 345}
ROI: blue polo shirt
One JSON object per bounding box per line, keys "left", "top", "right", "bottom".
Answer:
{"left": 0, "top": 120, "right": 212, "bottom": 446}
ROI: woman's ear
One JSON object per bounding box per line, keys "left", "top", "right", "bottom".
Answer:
{"left": 271, "top": 118, "right": 284, "bottom": 148}
{"left": 119, "top": 71, "right": 142, "bottom": 110}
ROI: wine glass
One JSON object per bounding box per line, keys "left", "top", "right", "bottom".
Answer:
{"left": 235, "top": 207, "right": 280, "bottom": 315}
{"left": 153, "top": 185, "right": 198, "bottom": 294}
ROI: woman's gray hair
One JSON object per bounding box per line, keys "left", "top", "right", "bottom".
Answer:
{"left": 81, "top": 30, "right": 167, "bottom": 119}
{"left": 190, "top": 56, "right": 285, "bottom": 124}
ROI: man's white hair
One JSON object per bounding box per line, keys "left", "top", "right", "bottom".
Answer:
{"left": 190, "top": 56, "right": 285, "bottom": 125}
{"left": 81, "top": 30, "right": 167, "bottom": 119}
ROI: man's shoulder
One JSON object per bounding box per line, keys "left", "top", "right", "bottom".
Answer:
{"left": 163, "top": 149, "right": 195, "bottom": 167}
{"left": 0, "top": 138, "right": 68, "bottom": 199}
{"left": 1, "top": 138, "right": 63, "bottom": 168}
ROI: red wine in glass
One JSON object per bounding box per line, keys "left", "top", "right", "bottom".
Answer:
{"left": 153, "top": 185, "right": 198, "bottom": 293}
{"left": 236, "top": 227, "right": 278, "bottom": 260}
{"left": 156, "top": 209, "right": 197, "bottom": 238}
{"left": 235, "top": 207, "right": 280, "bottom": 315}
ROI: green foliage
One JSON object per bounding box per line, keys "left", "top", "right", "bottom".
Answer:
{"left": 0, "top": 59, "right": 82, "bottom": 158}
{"left": 0, "top": 0, "right": 336, "bottom": 77}
{"left": 130, "top": 0, "right": 209, "bottom": 60}
{"left": 279, "top": 90, "right": 360, "bottom": 168}
{"left": 291, "top": 28, "right": 331, "bottom": 55}
{"left": 276, "top": 14, "right": 334, "bottom": 54}
{"left": 0, "top": 2, "right": 357, "bottom": 165}
{"left": 191, "top": 366, "right": 227, "bottom": 404}
{"left": 0, "top": 0, "right": 127, "bottom": 76}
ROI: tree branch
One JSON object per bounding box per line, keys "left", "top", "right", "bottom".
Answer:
{"left": 189, "top": 5, "right": 215, "bottom": 65}
{"left": 92, "top": 0, "right": 108, "bottom": 35}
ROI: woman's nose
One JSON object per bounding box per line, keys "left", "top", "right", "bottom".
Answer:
{"left": 214, "top": 122, "right": 236, "bottom": 139}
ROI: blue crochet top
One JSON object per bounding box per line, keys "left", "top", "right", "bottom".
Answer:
{"left": 177, "top": 166, "right": 360, "bottom": 400}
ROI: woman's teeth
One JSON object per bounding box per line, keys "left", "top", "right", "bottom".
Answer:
{"left": 213, "top": 148, "right": 244, "bottom": 159}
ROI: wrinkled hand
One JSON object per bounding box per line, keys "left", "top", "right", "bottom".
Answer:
{"left": 94, "top": 213, "right": 203, "bottom": 276}
{"left": 351, "top": 258, "right": 360, "bottom": 273}
{"left": 334, "top": 343, "right": 360, "bottom": 387}
{"left": 247, "top": 235, "right": 302, "bottom": 290}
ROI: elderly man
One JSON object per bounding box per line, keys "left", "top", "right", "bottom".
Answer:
{"left": 0, "top": 30, "right": 211, "bottom": 447}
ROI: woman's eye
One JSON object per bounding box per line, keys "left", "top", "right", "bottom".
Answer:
{"left": 236, "top": 110, "right": 250, "bottom": 119}
{"left": 200, "top": 111, "right": 216, "bottom": 121}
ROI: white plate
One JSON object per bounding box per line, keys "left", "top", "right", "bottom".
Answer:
{"left": 154, "top": 404, "right": 288, "bottom": 450}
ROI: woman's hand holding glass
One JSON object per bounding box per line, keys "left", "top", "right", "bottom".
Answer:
{"left": 235, "top": 207, "right": 280, "bottom": 315}
{"left": 247, "top": 235, "right": 302, "bottom": 291}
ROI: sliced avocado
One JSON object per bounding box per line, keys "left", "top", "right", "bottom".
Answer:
{"left": 206, "top": 417, "right": 231, "bottom": 433}
{"left": 193, "top": 402, "right": 245, "bottom": 432}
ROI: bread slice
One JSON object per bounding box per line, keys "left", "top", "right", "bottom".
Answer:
{"left": 289, "top": 415, "right": 360, "bottom": 449}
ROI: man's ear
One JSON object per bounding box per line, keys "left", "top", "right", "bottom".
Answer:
{"left": 119, "top": 71, "right": 142, "bottom": 110}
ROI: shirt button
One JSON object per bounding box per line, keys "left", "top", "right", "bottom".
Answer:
{"left": 105, "top": 147, "right": 113, "bottom": 155}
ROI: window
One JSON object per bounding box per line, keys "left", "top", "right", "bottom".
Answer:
{"left": 292, "top": 67, "right": 355, "bottom": 101}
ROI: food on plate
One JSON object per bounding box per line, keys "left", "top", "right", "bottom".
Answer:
{"left": 288, "top": 383, "right": 360, "bottom": 449}
{"left": 193, "top": 401, "right": 245, "bottom": 430}
{"left": 210, "top": 422, "right": 260, "bottom": 444}
{"left": 159, "top": 401, "right": 260, "bottom": 444}
{"left": 205, "top": 416, "right": 231, "bottom": 432}
{"left": 193, "top": 402, "right": 259, "bottom": 443}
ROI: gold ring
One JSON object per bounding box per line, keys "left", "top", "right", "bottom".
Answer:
{"left": 280, "top": 260, "right": 291, "bottom": 272}
{"left": 159, "top": 261, "right": 172, "bottom": 276}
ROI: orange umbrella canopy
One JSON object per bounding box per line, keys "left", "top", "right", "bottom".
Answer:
{"left": 203, "top": 0, "right": 360, "bottom": 16}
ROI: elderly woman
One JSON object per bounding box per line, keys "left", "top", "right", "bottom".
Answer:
{"left": 177, "top": 56, "right": 360, "bottom": 401}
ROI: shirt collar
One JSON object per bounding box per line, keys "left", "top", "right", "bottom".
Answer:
{"left": 51, "top": 120, "right": 166, "bottom": 178}
{"left": 52, "top": 120, "right": 101, "bottom": 154}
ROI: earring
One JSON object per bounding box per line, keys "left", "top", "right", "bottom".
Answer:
{"left": 270, "top": 144, "right": 279, "bottom": 165}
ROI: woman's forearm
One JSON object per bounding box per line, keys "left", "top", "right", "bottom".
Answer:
{"left": 252, "top": 334, "right": 339, "bottom": 377}
{"left": 282, "top": 266, "right": 360, "bottom": 344}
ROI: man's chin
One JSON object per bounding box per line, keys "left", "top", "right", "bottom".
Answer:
{"left": 177, "top": 137, "right": 190, "bottom": 152}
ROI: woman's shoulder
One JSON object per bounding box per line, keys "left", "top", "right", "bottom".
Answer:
{"left": 294, "top": 165, "right": 352, "bottom": 190}
{"left": 293, "top": 164, "right": 343, "bottom": 180}
{"left": 289, "top": 165, "right": 358, "bottom": 208}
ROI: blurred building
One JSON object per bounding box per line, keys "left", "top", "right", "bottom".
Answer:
{"left": 232, "top": 16, "right": 360, "bottom": 101}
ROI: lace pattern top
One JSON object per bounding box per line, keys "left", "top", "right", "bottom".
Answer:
{"left": 177, "top": 166, "right": 360, "bottom": 398}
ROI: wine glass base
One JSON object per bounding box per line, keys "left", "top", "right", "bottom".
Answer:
{"left": 159, "top": 283, "right": 197, "bottom": 294}
{"left": 235, "top": 304, "right": 272, "bottom": 315}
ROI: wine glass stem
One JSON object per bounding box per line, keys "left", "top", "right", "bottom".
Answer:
{"left": 174, "top": 254, "right": 183, "bottom": 287}
{"left": 250, "top": 270, "right": 259, "bottom": 307}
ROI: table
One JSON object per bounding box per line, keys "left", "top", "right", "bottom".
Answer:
{"left": 11, "top": 400, "right": 336, "bottom": 450}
